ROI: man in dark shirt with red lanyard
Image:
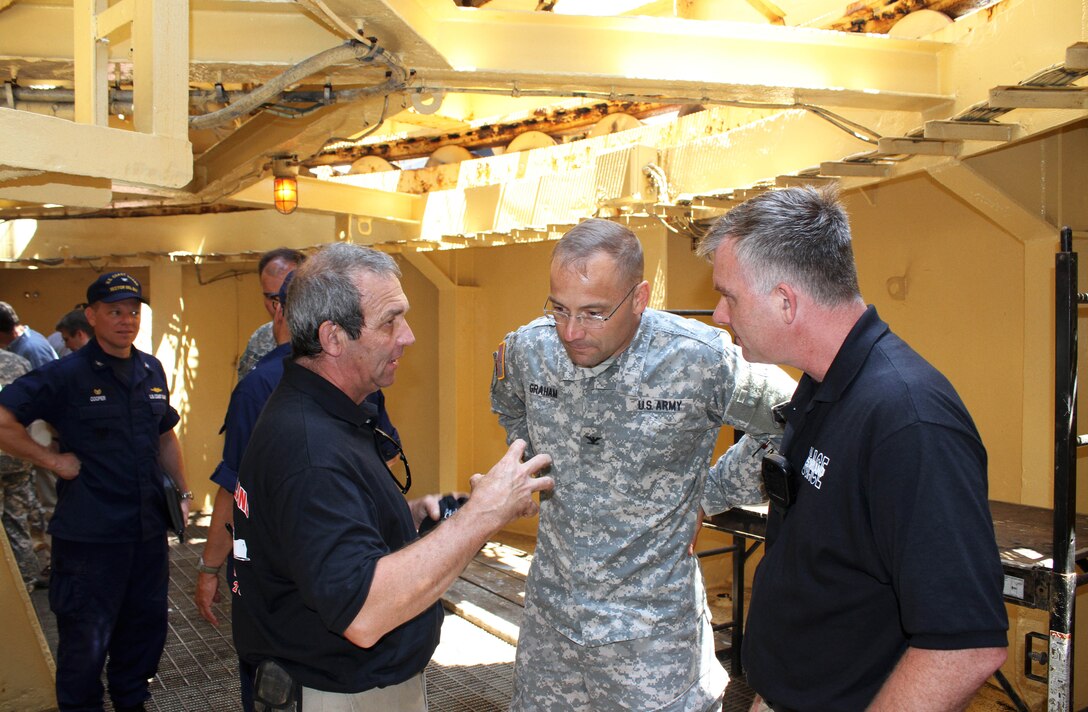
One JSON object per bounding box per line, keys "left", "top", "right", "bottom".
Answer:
{"left": 698, "top": 187, "right": 1008, "bottom": 712}
{"left": 0, "top": 272, "right": 190, "bottom": 712}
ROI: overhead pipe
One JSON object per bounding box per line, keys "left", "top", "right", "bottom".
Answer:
{"left": 0, "top": 40, "right": 409, "bottom": 130}
{"left": 188, "top": 40, "right": 408, "bottom": 130}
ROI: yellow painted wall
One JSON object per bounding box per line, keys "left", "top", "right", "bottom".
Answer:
{"left": 171, "top": 263, "right": 267, "bottom": 510}
{"left": 846, "top": 176, "right": 1029, "bottom": 503}
{"left": 425, "top": 240, "right": 555, "bottom": 534}
{"left": 385, "top": 256, "right": 441, "bottom": 498}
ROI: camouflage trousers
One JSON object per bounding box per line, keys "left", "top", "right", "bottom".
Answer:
{"left": 1, "top": 464, "right": 41, "bottom": 589}
{"left": 511, "top": 605, "right": 726, "bottom": 712}
{"left": 30, "top": 465, "right": 55, "bottom": 554}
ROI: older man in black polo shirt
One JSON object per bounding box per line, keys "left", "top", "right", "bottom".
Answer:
{"left": 231, "top": 243, "right": 553, "bottom": 710}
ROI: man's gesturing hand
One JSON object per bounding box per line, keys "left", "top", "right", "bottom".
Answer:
{"left": 467, "top": 439, "right": 553, "bottom": 528}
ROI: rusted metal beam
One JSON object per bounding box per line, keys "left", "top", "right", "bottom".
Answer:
{"left": 826, "top": 0, "right": 999, "bottom": 34}
{"left": 308, "top": 100, "right": 681, "bottom": 165}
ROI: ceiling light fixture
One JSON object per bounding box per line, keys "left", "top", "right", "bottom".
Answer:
{"left": 272, "top": 157, "right": 298, "bottom": 215}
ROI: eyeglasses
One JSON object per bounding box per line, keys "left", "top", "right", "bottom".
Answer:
{"left": 375, "top": 427, "right": 411, "bottom": 494}
{"left": 262, "top": 292, "right": 282, "bottom": 304}
{"left": 543, "top": 282, "right": 639, "bottom": 330}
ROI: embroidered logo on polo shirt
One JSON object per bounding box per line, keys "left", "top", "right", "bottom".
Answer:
{"left": 801, "top": 446, "right": 829, "bottom": 489}
{"left": 89, "top": 388, "right": 107, "bottom": 403}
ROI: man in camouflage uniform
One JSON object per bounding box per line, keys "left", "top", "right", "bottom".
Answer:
{"left": 0, "top": 349, "right": 41, "bottom": 592}
{"left": 491, "top": 219, "right": 796, "bottom": 712}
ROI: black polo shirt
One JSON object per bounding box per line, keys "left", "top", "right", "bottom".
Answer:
{"left": 232, "top": 359, "right": 441, "bottom": 693}
{"left": 743, "top": 306, "right": 1007, "bottom": 711}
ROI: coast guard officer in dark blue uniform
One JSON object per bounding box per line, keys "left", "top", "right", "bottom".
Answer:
{"left": 0, "top": 272, "right": 191, "bottom": 712}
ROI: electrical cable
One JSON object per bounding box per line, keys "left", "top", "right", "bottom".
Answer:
{"left": 188, "top": 41, "right": 407, "bottom": 131}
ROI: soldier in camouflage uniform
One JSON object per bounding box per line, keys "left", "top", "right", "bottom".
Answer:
{"left": 491, "top": 219, "right": 796, "bottom": 712}
{"left": 0, "top": 349, "right": 40, "bottom": 592}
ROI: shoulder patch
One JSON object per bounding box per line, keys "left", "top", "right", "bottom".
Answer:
{"left": 494, "top": 341, "right": 507, "bottom": 381}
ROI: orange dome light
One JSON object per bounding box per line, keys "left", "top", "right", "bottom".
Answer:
{"left": 272, "top": 157, "right": 298, "bottom": 215}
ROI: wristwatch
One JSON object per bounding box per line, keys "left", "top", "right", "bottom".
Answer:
{"left": 197, "top": 555, "right": 222, "bottom": 575}
{"left": 180, "top": 490, "right": 195, "bottom": 501}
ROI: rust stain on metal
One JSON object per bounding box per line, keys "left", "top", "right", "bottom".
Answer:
{"left": 309, "top": 101, "right": 680, "bottom": 165}
{"left": 826, "top": 0, "right": 1000, "bottom": 34}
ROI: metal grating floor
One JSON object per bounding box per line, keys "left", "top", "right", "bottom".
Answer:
{"left": 30, "top": 514, "right": 756, "bottom": 711}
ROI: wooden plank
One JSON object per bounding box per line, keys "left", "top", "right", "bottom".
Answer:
{"left": 475, "top": 541, "right": 533, "bottom": 579}
{"left": 460, "top": 560, "right": 528, "bottom": 609}
{"left": 989, "top": 500, "right": 1088, "bottom": 565}
{"left": 443, "top": 578, "right": 523, "bottom": 646}
{"left": 440, "top": 541, "right": 532, "bottom": 645}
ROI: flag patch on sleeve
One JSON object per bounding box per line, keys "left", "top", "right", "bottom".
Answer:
{"left": 494, "top": 341, "right": 506, "bottom": 381}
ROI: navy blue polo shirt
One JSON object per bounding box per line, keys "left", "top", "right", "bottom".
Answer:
{"left": 211, "top": 343, "right": 400, "bottom": 494}
{"left": 743, "top": 306, "right": 1007, "bottom": 711}
{"left": 232, "top": 360, "right": 441, "bottom": 693}
{"left": 0, "top": 338, "right": 180, "bottom": 543}
{"left": 211, "top": 343, "right": 292, "bottom": 494}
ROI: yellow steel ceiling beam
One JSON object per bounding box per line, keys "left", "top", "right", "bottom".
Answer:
{"left": 320, "top": 0, "right": 450, "bottom": 67}
{"left": 1, "top": 1, "right": 947, "bottom": 109}
{"left": 0, "top": 2, "right": 346, "bottom": 84}
{"left": 379, "top": 1, "right": 948, "bottom": 109}
{"left": 230, "top": 175, "right": 422, "bottom": 223}
{"left": 0, "top": 172, "right": 112, "bottom": 209}
{"left": 189, "top": 97, "right": 398, "bottom": 205}
{"left": 0, "top": 108, "right": 192, "bottom": 188}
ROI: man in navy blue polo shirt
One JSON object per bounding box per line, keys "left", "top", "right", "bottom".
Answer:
{"left": 194, "top": 270, "right": 400, "bottom": 712}
{"left": 698, "top": 187, "right": 1008, "bottom": 712}
{"left": 232, "top": 243, "right": 554, "bottom": 710}
{"left": 0, "top": 272, "right": 190, "bottom": 712}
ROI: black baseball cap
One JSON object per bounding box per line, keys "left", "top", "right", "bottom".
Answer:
{"left": 86, "top": 272, "right": 148, "bottom": 305}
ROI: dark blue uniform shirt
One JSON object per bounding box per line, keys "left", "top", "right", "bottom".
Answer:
{"left": 0, "top": 338, "right": 180, "bottom": 542}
